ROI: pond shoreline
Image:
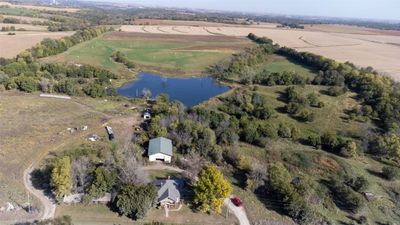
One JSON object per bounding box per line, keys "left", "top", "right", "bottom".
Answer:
{"left": 117, "top": 72, "right": 230, "bottom": 107}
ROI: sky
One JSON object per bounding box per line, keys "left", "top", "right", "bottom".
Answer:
{"left": 94, "top": 0, "right": 400, "bottom": 21}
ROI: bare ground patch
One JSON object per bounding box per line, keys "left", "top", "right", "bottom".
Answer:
{"left": 0, "top": 31, "right": 73, "bottom": 58}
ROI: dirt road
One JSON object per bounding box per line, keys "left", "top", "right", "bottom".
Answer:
{"left": 23, "top": 166, "right": 56, "bottom": 220}
{"left": 21, "top": 98, "right": 141, "bottom": 221}
{"left": 225, "top": 198, "right": 251, "bottom": 225}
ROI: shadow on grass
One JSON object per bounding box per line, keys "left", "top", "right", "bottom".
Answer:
{"left": 366, "top": 168, "right": 385, "bottom": 179}
{"left": 253, "top": 187, "right": 287, "bottom": 216}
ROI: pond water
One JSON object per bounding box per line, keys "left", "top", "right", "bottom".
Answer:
{"left": 117, "top": 72, "right": 230, "bottom": 107}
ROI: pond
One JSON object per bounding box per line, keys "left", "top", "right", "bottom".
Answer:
{"left": 117, "top": 72, "right": 230, "bottom": 107}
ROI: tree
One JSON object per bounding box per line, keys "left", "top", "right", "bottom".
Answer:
{"left": 118, "top": 154, "right": 150, "bottom": 185}
{"left": 39, "top": 77, "right": 50, "bottom": 92}
{"left": 340, "top": 140, "right": 358, "bottom": 158}
{"left": 87, "top": 167, "right": 117, "bottom": 200}
{"left": 194, "top": 165, "right": 232, "bottom": 213}
{"left": 266, "top": 162, "right": 318, "bottom": 224}
{"left": 115, "top": 183, "right": 157, "bottom": 220}
{"left": 51, "top": 156, "right": 73, "bottom": 201}
{"left": 375, "top": 133, "right": 400, "bottom": 161}
{"left": 141, "top": 88, "right": 152, "bottom": 99}
{"left": 14, "top": 76, "right": 38, "bottom": 92}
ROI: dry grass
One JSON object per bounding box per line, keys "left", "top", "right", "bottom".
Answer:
{"left": 0, "top": 1, "right": 79, "bottom": 12}
{"left": 0, "top": 22, "right": 47, "bottom": 30}
{"left": 56, "top": 204, "right": 237, "bottom": 225}
{"left": 121, "top": 23, "right": 400, "bottom": 80}
{"left": 0, "top": 92, "right": 136, "bottom": 222}
{"left": 0, "top": 31, "right": 73, "bottom": 58}
{"left": 0, "top": 14, "right": 50, "bottom": 22}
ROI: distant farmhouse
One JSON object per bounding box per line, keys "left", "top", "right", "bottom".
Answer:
{"left": 154, "top": 178, "right": 184, "bottom": 208}
{"left": 148, "top": 137, "right": 173, "bottom": 163}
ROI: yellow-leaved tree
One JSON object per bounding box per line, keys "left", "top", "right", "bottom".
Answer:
{"left": 51, "top": 156, "right": 73, "bottom": 201}
{"left": 194, "top": 165, "right": 232, "bottom": 214}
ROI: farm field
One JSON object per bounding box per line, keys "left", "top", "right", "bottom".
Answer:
{"left": 0, "top": 92, "right": 136, "bottom": 223}
{"left": 0, "top": 1, "right": 79, "bottom": 12}
{"left": 44, "top": 32, "right": 252, "bottom": 76}
{"left": 0, "top": 31, "right": 74, "bottom": 58}
{"left": 121, "top": 23, "right": 400, "bottom": 79}
{"left": 0, "top": 22, "right": 47, "bottom": 30}
{"left": 0, "top": 14, "right": 50, "bottom": 22}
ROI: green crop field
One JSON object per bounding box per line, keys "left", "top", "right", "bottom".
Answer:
{"left": 0, "top": 6, "right": 41, "bottom": 16}
{"left": 44, "top": 32, "right": 252, "bottom": 76}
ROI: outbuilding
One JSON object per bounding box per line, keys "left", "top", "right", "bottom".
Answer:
{"left": 148, "top": 137, "right": 173, "bottom": 163}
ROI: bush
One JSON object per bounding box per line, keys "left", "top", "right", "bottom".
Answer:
{"left": 382, "top": 166, "right": 399, "bottom": 180}
{"left": 14, "top": 76, "right": 38, "bottom": 92}
{"left": 278, "top": 123, "right": 292, "bottom": 138}
{"left": 346, "top": 176, "right": 369, "bottom": 192}
{"left": 331, "top": 181, "right": 364, "bottom": 213}
{"left": 307, "top": 133, "right": 321, "bottom": 148}
{"left": 297, "top": 108, "right": 315, "bottom": 122}
{"left": 326, "top": 86, "right": 347, "bottom": 96}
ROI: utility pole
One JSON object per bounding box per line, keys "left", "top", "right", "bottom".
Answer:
{"left": 27, "top": 191, "right": 31, "bottom": 213}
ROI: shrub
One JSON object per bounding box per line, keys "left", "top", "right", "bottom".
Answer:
{"left": 326, "top": 86, "right": 348, "bottom": 96}
{"left": 307, "top": 133, "right": 321, "bottom": 148}
{"left": 382, "top": 166, "right": 399, "bottom": 180}
{"left": 332, "top": 182, "right": 364, "bottom": 213}
{"left": 14, "top": 76, "right": 38, "bottom": 92}
{"left": 346, "top": 176, "right": 369, "bottom": 192}
{"left": 278, "top": 123, "right": 292, "bottom": 138}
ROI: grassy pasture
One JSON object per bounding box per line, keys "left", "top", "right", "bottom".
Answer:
{"left": 254, "top": 85, "right": 367, "bottom": 138}
{"left": 44, "top": 32, "right": 252, "bottom": 76}
{"left": 0, "top": 6, "right": 41, "bottom": 16}
{"left": 237, "top": 139, "right": 400, "bottom": 223}
{"left": 257, "top": 55, "right": 316, "bottom": 79}
{"left": 0, "top": 92, "right": 137, "bottom": 222}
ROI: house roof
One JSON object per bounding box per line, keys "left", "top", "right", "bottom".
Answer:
{"left": 148, "top": 137, "right": 173, "bottom": 156}
{"left": 154, "top": 179, "right": 183, "bottom": 202}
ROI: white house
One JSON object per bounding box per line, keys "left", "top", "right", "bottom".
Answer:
{"left": 154, "top": 179, "right": 183, "bottom": 207}
{"left": 148, "top": 137, "right": 173, "bottom": 163}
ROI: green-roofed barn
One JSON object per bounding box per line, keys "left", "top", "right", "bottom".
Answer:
{"left": 148, "top": 137, "right": 173, "bottom": 163}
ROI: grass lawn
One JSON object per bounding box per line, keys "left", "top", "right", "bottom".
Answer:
{"left": 56, "top": 203, "right": 237, "bottom": 225}
{"left": 43, "top": 32, "right": 251, "bottom": 76}
{"left": 148, "top": 170, "right": 183, "bottom": 180}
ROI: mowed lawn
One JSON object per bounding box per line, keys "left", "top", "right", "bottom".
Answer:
{"left": 44, "top": 32, "right": 252, "bottom": 76}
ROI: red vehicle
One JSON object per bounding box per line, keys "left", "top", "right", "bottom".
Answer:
{"left": 232, "top": 197, "right": 243, "bottom": 207}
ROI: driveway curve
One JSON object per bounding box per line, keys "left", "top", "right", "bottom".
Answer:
{"left": 225, "top": 198, "right": 251, "bottom": 225}
{"left": 23, "top": 165, "right": 56, "bottom": 220}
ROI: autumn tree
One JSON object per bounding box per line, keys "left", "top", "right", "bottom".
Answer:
{"left": 194, "top": 165, "right": 232, "bottom": 214}
{"left": 51, "top": 156, "right": 73, "bottom": 201}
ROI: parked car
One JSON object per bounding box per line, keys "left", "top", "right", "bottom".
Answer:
{"left": 232, "top": 197, "right": 243, "bottom": 207}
